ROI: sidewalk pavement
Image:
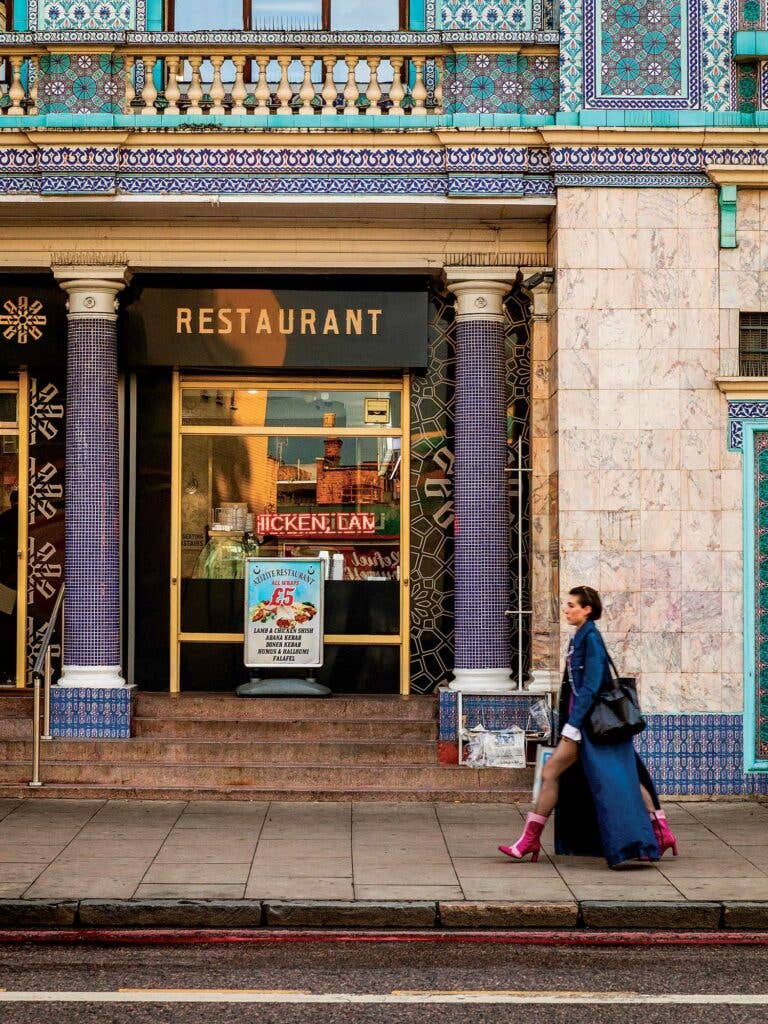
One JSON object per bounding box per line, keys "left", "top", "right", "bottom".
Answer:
{"left": 0, "top": 798, "right": 767, "bottom": 929}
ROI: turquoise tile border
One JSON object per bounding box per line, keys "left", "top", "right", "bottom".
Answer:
{"left": 743, "top": 420, "right": 768, "bottom": 774}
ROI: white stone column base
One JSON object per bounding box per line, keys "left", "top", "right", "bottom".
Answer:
{"left": 449, "top": 668, "right": 515, "bottom": 694}
{"left": 59, "top": 665, "right": 126, "bottom": 689}
{"left": 527, "top": 669, "right": 561, "bottom": 694}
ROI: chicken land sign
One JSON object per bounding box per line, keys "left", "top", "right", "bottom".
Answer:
{"left": 245, "top": 558, "right": 324, "bottom": 669}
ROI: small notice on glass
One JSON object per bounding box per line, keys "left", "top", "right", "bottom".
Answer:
{"left": 244, "top": 558, "right": 324, "bottom": 669}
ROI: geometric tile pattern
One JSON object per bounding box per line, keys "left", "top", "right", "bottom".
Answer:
{"left": 26, "top": 375, "right": 66, "bottom": 682}
{"left": 584, "top": 0, "right": 701, "bottom": 108}
{"left": 37, "top": 53, "right": 124, "bottom": 116}
{"left": 439, "top": 0, "right": 532, "bottom": 30}
{"left": 444, "top": 52, "right": 559, "bottom": 113}
{"left": 64, "top": 317, "right": 121, "bottom": 668}
{"left": 561, "top": 0, "right": 586, "bottom": 110}
{"left": 737, "top": 60, "right": 760, "bottom": 112}
{"left": 38, "top": 1, "right": 134, "bottom": 29}
{"left": 409, "top": 287, "right": 457, "bottom": 695}
{"left": 438, "top": 687, "right": 546, "bottom": 740}
{"left": 50, "top": 685, "right": 133, "bottom": 738}
{"left": 754, "top": 430, "right": 768, "bottom": 761}
{"left": 454, "top": 318, "right": 511, "bottom": 671}
{"left": 738, "top": 0, "right": 764, "bottom": 31}
{"left": 728, "top": 400, "right": 768, "bottom": 451}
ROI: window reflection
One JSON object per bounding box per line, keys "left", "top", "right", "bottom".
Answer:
{"left": 331, "top": 0, "right": 399, "bottom": 29}
{"left": 181, "top": 388, "right": 400, "bottom": 428}
{"left": 251, "top": 0, "right": 322, "bottom": 28}
{"left": 174, "top": 0, "right": 244, "bottom": 30}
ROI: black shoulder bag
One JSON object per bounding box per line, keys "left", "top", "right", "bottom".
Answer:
{"left": 585, "top": 637, "right": 646, "bottom": 745}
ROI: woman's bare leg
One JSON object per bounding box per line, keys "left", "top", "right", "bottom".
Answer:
{"left": 534, "top": 737, "right": 579, "bottom": 817}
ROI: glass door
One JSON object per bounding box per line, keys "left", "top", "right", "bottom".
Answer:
{"left": 171, "top": 376, "right": 409, "bottom": 694}
{"left": 0, "top": 378, "right": 27, "bottom": 687}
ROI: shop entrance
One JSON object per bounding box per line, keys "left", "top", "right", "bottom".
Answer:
{"left": 0, "top": 378, "right": 27, "bottom": 687}
{"left": 170, "top": 375, "right": 409, "bottom": 694}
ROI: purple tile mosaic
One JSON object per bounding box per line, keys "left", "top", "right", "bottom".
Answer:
{"left": 64, "top": 317, "right": 120, "bottom": 668}
{"left": 454, "top": 318, "right": 510, "bottom": 672}
{"left": 50, "top": 685, "right": 133, "bottom": 739}
{"left": 37, "top": 53, "right": 124, "bottom": 116}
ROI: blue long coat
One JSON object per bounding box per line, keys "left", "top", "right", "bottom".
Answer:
{"left": 555, "top": 619, "right": 660, "bottom": 867}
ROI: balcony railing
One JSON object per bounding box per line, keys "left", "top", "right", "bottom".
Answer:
{"left": 0, "top": 46, "right": 452, "bottom": 117}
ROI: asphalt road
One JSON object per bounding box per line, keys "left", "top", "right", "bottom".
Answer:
{"left": 0, "top": 937, "right": 767, "bottom": 1023}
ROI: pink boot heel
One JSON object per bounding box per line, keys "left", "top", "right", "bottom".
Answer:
{"left": 498, "top": 812, "right": 548, "bottom": 862}
{"left": 650, "top": 810, "right": 678, "bottom": 857}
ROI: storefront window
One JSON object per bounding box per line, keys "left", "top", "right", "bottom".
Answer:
{"left": 176, "top": 380, "right": 405, "bottom": 692}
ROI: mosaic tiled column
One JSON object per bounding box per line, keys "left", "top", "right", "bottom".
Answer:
{"left": 54, "top": 267, "right": 128, "bottom": 689}
{"left": 445, "top": 268, "right": 517, "bottom": 694}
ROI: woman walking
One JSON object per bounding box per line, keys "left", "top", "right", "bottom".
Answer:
{"left": 499, "top": 586, "right": 678, "bottom": 868}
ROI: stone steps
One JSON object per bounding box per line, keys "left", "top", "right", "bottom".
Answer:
{"left": 132, "top": 717, "right": 437, "bottom": 741}
{"left": 0, "top": 738, "right": 438, "bottom": 765}
{"left": 0, "top": 690, "right": 531, "bottom": 802}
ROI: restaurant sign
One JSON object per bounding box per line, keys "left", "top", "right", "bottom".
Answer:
{"left": 244, "top": 557, "right": 324, "bottom": 669}
{"left": 122, "top": 275, "right": 429, "bottom": 369}
{"left": 255, "top": 512, "right": 376, "bottom": 537}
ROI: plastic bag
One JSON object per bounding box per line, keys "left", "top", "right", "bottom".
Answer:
{"left": 526, "top": 699, "right": 551, "bottom": 740}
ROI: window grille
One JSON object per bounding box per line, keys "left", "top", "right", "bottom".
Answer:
{"left": 740, "top": 313, "right": 768, "bottom": 377}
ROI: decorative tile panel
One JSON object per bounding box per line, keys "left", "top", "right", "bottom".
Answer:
{"left": 584, "top": 0, "right": 701, "bottom": 109}
{"left": 444, "top": 52, "right": 558, "bottom": 113}
{"left": 37, "top": 0, "right": 135, "bottom": 30}
{"left": 37, "top": 53, "right": 124, "bottom": 115}
{"left": 753, "top": 431, "right": 768, "bottom": 763}
{"left": 737, "top": 60, "right": 760, "bottom": 112}
{"left": 440, "top": 0, "right": 533, "bottom": 30}
{"left": 560, "top": 0, "right": 586, "bottom": 110}
{"left": 738, "top": 0, "right": 764, "bottom": 31}
{"left": 50, "top": 685, "right": 133, "bottom": 738}
{"left": 728, "top": 399, "right": 768, "bottom": 451}
{"left": 701, "top": 0, "right": 733, "bottom": 111}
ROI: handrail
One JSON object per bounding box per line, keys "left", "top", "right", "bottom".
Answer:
{"left": 29, "top": 584, "right": 63, "bottom": 789}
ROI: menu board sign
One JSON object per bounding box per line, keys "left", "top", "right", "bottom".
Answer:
{"left": 244, "top": 558, "right": 324, "bottom": 669}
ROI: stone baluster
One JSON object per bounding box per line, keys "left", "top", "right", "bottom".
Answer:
{"left": 231, "top": 54, "right": 247, "bottom": 114}
{"left": 388, "top": 56, "right": 405, "bottom": 115}
{"left": 187, "top": 56, "right": 203, "bottom": 114}
{"left": 276, "top": 55, "right": 293, "bottom": 114}
{"left": 434, "top": 56, "right": 444, "bottom": 113}
{"left": 254, "top": 55, "right": 270, "bottom": 114}
{"left": 8, "top": 56, "right": 25, "bottom": 115}
{"left": 366, "top": 57, "right": 382, "bottom": 115}
{"left": 321, "top": 56, "right": 338, "bottom": 114}
{"left": 299, "top": 55, "right": 315, "bottom": 114}
{"left": 124, "top": 55, "right": 136, "bottom": 113}
{"left": 445, "top": 268, "right": 518, "bottom": 694}
{"left": 411, "top": 56, "right": 427, "bottom": 115}
{"left": 165, "top": 56, "right": 181, "bottom": 114}
{"left": 210, "top": 55, "right": 226, "bottom": 113}
{"left": 140, "top": 55, "right": 158, "bottom": 114}
{"left": 343, "top": 56, "right": 359, "bottom": 114}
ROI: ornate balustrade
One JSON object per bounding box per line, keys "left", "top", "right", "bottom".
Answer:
{"left": 0, "top": 44, "right": 459, "bottom": 117}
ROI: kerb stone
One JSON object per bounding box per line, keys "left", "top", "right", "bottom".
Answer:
{"left": 264, "top": 900, "right": 437, "bottom": 928}
{"left": 581, "top": 901, "right": 721, "bottom": 930}
{"left": 439, "top": 901, "right": 579, "bottom": 928}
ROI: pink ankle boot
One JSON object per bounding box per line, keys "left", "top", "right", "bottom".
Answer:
{"left": 499, "top": 812, "right": 548, "bottom": 862}
{"left": 650, "top": 810, "right": 678, "bottom": 857}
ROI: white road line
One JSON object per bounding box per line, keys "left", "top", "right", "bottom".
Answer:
{"left": 0, "top": 991, "right": 767, "bottom": 1005}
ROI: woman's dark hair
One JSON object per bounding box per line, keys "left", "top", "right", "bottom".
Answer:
{"left": 570, "top": 585, "right": 602, "bottom": 621}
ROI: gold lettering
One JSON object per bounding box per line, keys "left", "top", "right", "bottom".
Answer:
{"left": 368, "top": 309, "right": 382, "bottom": 335}
{"left": 236, "top": 308, "right": 249, "bottom": 333}
{"left": 346, "top": 309, "right": 362, "bottom": 334}
{"left": 198, "top": 308, "right": 214, "bottom": 335}
{"left": 256, "top": 308, "right": 272, "bottom": 334}
{"left": 323, "top": 309, "right": 339, "bottom": 335}
{"left": 176, "top": 308, "right": 192, "bottom": 334}
{"left": 301, "top": 309, "right": 316, "bottom": 334}
{"left": 278, "top": 308, "right": 294, "bottom": 334}
{"left": 218, "top": 308, "right": 232, "bottom": 335}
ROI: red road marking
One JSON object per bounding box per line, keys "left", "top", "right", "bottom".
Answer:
{"left": 0, "top": 929, "right": 765, "bottom": 946}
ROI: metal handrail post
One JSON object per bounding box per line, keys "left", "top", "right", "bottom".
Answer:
{"left": 42, "top": 648, "right": 52, "bottom": 741}
{"left": 29, "top": 673, "right": 42, "bottom": 788}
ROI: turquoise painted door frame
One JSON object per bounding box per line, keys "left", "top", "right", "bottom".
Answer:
{"left": 742, "top": 419, "right": 768, "bottom": 772}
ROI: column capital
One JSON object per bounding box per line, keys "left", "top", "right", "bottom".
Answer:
{"left": 523, "top": 269, "right": 555, "bottom": 322}
{"left": 54, "top": 265, "right": 131, "bottom": 321}
{"left": 443, "top": 267, "right": 519, "bottom": 323}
